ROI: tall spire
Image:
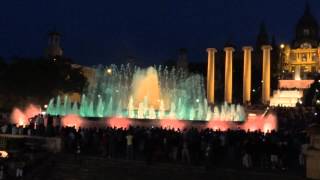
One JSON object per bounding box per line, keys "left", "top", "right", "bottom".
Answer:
{"left": 45, "top": 30, "right": 63, "bottom": 60}
{"left": 292, "top": 0, "right": 319, "bottom": 48}
{"left": 271, "top": 35, "right": 277, "bottom": 48}
{"left": 176, "top": 48, "right": 188, "bottom": 71}
{"left": 304, "top": 0, "right": 310, "bottom": 15}
{"left": 256, "top": 21, "right": 270, "bottom": 49}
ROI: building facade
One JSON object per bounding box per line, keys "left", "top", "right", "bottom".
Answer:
{"left": 281, "top": 4, "right": 320, "bottom": 80}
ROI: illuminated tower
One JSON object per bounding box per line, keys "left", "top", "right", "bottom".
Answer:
{"left": 45, "top": 31, "right": 63, "bottom": 60}
{"left": 224, "top": 47, "right": 234, "bottom": 103}
{"left": 206, "top": 48, "right": 217, "bottom": 104}
{"left": 243, "top": 46, "right": 253, "bottom": 105}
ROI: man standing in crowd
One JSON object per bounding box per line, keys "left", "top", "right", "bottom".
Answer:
{"left": 126, "top": 131, "right": 134, "bottom": 160}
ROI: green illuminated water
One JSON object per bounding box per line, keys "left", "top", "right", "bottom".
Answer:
{"left": 46, "top": 64, "right": 245, "bottom": 121}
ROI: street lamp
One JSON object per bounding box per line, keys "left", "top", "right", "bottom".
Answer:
{"left": 279, "top": 43, "right": 285, "bottom": 79}
{"left": 106, "top": 68, "right": 112, "bottom": 75}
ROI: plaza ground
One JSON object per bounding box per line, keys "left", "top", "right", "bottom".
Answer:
{"left": 26, "top": 153, "right": 306, "bottom": 180}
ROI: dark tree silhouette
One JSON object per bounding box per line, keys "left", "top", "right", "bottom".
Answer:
{"left": 304, "top": 75, "right": 320, "bottom": 106}
{"left": 0, "top": 57, "right": 87, "bottom": 110}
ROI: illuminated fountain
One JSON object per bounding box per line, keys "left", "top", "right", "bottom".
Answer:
{"left": 47, "top": 64, "right": 245, "bottom": 121}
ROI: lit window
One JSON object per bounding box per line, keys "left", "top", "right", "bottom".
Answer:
{"left": 301, "top": 53, "right": 307, "bottom": 62}
{"left": 290, "top": 53, "right": 296, "bottom": 61}
{"left": 312, "top": 53, "right": 318, "bottom": 61}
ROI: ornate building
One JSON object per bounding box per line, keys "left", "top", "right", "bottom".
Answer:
{"left": 281, "top": 3, "right": 320, "bottom": 79}
{"left": 269, "top": 3, "right": 320, "bottom": 107}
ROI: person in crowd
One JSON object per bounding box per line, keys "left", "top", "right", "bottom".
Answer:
{"left": 126, "top": 131, "right": 134, "bottom": 160}
{"left": 0, "top": 165, "right": 4, "bottom": 180}
{"left": 1, "top": 125, "right": 7, "bottom": 134}
{"left": 11, "top": 125, "right": 17, "bottom": 135}
{"left": 15, "top": 160, "right": 24, "bottom": 179}
{"left": 299, "top": 142, "right": 309, "bottom": 167}
{"left": 75, "top": 143, "right": 81, "bottom": 161}
{"left": 242, "top": 152, "right": 252, "bottom": 168}
{"left": 181, "top": 139, "right": 190, "bottom": 164}
{"left": 204, "top": 144, "right": 212, "bottom": 170}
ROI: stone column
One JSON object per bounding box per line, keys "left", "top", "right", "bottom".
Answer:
{"left": 207, "top": 48, "right": 217, "bottom": 104}
{"left": 242, "top": 46, "right": 253, "bottom": 105}
{"left": 224, "top": 47, "right": 234, "bottom": 104}
{"left": 261, "top": 45, "right": 272, "bottom": 105}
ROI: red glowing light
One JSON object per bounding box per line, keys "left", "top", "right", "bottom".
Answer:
{"left": 206, "top": 120, "right": 234, "bottom": 131}
{"left": 106, "top": 117, "right": 131, "bottom": 129}
{"left": 262, "top": 114, "right": 277, "bottom": 132}
{"left": 10, "top": 104, "right": 41, "bottom": 126}
{"left": 158, "top": 119, "right": 186, "bottom": 130}
{"left": 61, "top": 114, "right": 84, "bottom": 129}
{"left": 61, "top": 114, "right": 106, "bottom": 129}
{"left": 241, "top": 114, "right": 277, "bottom": 133}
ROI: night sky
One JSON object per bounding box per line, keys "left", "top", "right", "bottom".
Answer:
{"left": 0, "top": 0, "right": 319, "bottom": 66}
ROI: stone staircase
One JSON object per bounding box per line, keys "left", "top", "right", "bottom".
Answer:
{"left": 270, "top": 90, "right": 303, "bottom": 107}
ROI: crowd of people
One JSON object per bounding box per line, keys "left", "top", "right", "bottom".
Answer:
{"left": 272, "top": 106, "right": 319, "bottom": 131}
{"left": 60, "top": 125, "right": 308, "bottom": 170}
{"left": 0, "top": 106, "right": 314, "bottom": 173}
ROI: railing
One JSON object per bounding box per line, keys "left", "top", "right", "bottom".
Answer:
{"left": 0, "top": 134, "right": 62, "bottom": 153}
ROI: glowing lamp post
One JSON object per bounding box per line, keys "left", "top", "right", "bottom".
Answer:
{"left": 106, "top": 68, "right": 112, "bottom": 75}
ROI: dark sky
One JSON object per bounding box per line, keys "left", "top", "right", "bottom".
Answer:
{"left": 0, "top": 0, "right": 319, "bottom": 66}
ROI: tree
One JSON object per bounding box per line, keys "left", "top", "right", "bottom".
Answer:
{"left": 0, "top": 57, "right": 87, "bottom": 110}
{"left": 304, "top": 75, "right": 320, "bottom": 106}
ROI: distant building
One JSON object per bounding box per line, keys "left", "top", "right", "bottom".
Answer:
{"left": 45, "top": 31, "right": 63, "bottom": 61}
{"left": 281, "top": 3, "right": 320, "bottom": 79}
{"left": 270, "top": 3, "right": 320, "bottom": 107}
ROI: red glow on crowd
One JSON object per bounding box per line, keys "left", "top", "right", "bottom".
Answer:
{"left": 10, "top": 104, "right": 41, "bottom": 126}
{"left": 10, "top": 104, "right": 277, "bottom": 133}
{"left": 107, "top": 117, "right": 131, "bottom": 129}
{"left": 62, "top": 115, "right": 108, "bottom": 129}
{"left": 204, "top": 113, "right": 277, "bottom": 133}
{"left": 61, "top": 114, "right": 84, "bottom": 129}
{"left": 206, "top": 120, "right": 236, "bottom": 131}
{"left": 158, "top": 119, "right": 186, "bottom": 130}
{"left": 242, "top": 115, "right": 262, "bottom": 132}
{"left": 242, "top": 114, "right": 277, "bottom": 133}
{"left": 262, "top": 114, "right": 277, "bottom": 132}
{"left": 57, "top": 114, "right": 278, "bottom": 132}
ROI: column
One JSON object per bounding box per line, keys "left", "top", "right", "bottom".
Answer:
{"left": 224, "top": 47, "right": 234, "bottom": 103}
{"left": 207, "top": 48, "right": 217, "bottom": 104}
{"left": 261, "top": 45, "right": 272, "bottom": 105}
{"left": 242, "top": 46, "right": 253, "bottom": 105}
